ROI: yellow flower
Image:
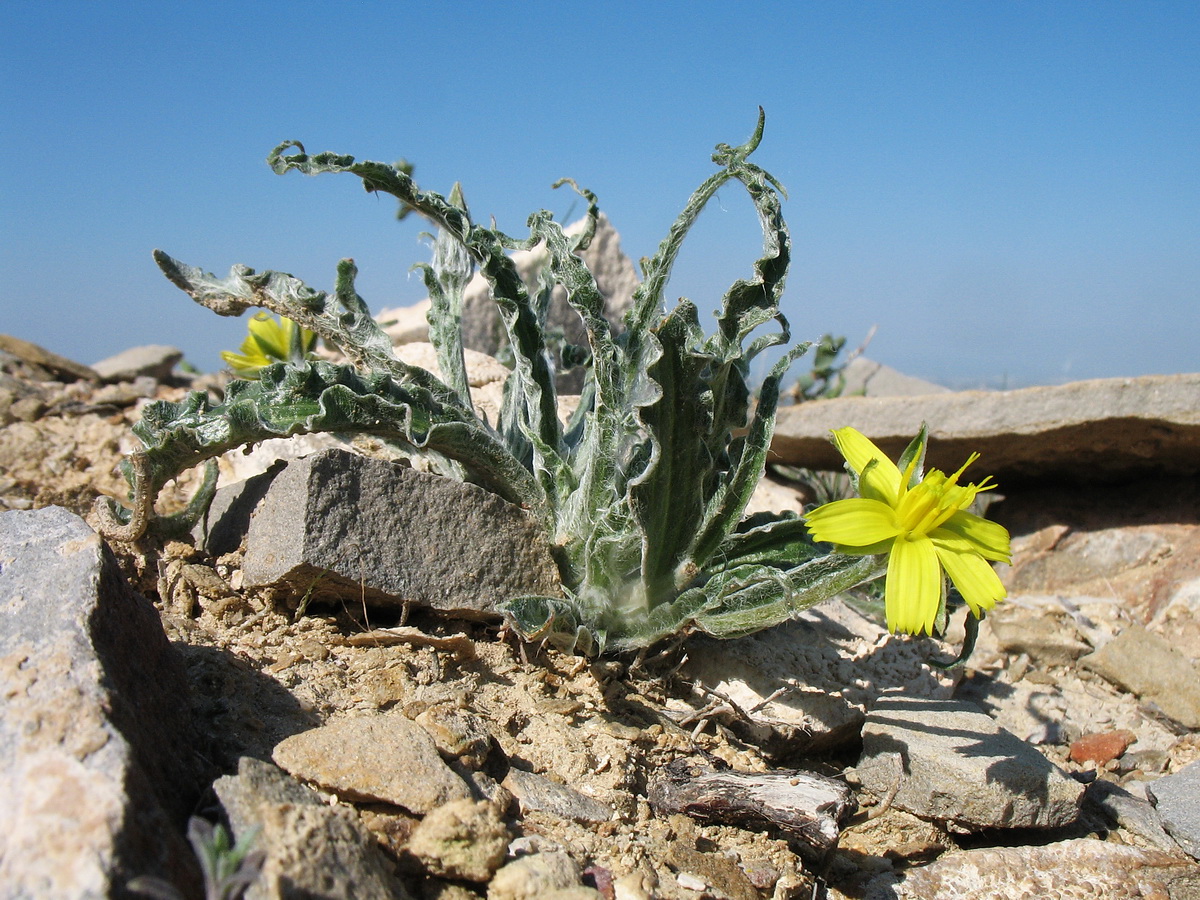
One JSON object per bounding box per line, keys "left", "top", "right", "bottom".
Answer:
{"left": 220, "top": 312, "right": 317, "bottom": 378}
{"left": 804, "top": 427, "right": 1011, "bottom": 635}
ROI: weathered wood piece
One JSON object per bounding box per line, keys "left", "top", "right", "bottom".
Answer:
{"left": 648, "top": 760, "right": 850, "bottom": 860}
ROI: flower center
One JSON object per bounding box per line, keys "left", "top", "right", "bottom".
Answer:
{"left": 895, "top": 453, "right": 993, "bottom": 537}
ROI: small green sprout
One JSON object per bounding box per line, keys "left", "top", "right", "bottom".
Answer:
{"left": 98, "top": 111, "right": 900, "bottom": 653}
{"left": 805, "top": 426, "right": 1012, "bottom": 635}
{"left": 220, "top": 311, "right": 317, "bottom": 378}
{"left": 128, "top": 816, "right": 263, "bottom": 900}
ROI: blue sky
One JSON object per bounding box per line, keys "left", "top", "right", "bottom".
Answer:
{"left": 3, "top": 2, "right": 1197, "bottom": 387}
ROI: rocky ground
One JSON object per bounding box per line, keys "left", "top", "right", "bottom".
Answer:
{"left": 2, "top": 335, "right": 1200, "bottom": 900}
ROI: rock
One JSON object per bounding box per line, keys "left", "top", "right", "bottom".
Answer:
{"left": 501, "top": 767, "right": 613, "bottom": 823}
{"left": 234, "top": 448, "right": 563, "bottom": 617}
{"left": 0, "top": 506, "right": 201, "bottom": 897}
{"left": 862, "top": 838, "right": 1200, "bottom": 899}
{"left": 681, "top": 598, "right": 957, "bottom": 757}
{"left": 1080, "top": 625, "right": 1200, "bottom": 729}
{"left": 1152, "top": 578, "right": 1200, "bottom": 666}
{"left": 648, "top": 761, "right": 850, "bottom": 861}
{"left": 0, "top": 332, "right": 99, "bottom": 382}
{"left": 252, "top": 803, "right": 409, "bottom": 899}
{"left": 1070, "top": 730, "right": 1137, "bottom": 765}
{"left": 987, "top": 597, "right": 1094, "bottom": 665}
{"left": 414, "top": 704, "right": 494, "bottom": 769}
{"left": 662, "top": 817, "right": 762, "bottom": 900}
{"left": 214, "top": 756, "right": 408, "bottom": 900}
{"left": 1148, "top": 761, "right": 1200, "bottom": 860}
{"left": 771, "top": 373, "right": 1200, "bottom": 484}
{"left": 487, "top": 851, "right": 591, "bottom": 900}
{"left": 1086, "top": 779, "right": 1181, "bottom": 854}
{"left": 271, "top": 711, "right": 473, "bottom": 813}
{"left": 91, "top": 344, "right": 183, "bottom": 382}
{"left": 209, "top": 433, "right": 346, "bottom": 493}
{"left": 991, "top": 478, "right": 1200, "bottom": 625}
{"left": 856, "top": 696, "right": 1084, "bottom": 830}
{"left": 404, "top": 798, "right": 510, "bottom": 882}
{"left": 376, "top": 297, "right": 432, "bottom": 345}
{"left": 839, "top": 357, "right": 951, "bottom": 398}
{"left": 456, "top": 213, "right": 638, "bottom": 391}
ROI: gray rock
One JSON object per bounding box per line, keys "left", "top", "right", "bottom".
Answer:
{"left": 91, "top": 344, "right": 183, "bottom": 382}
{"left": 1085, "top": 779, "right": 1180, "bottom": 854}
{"left": 0, "top": 506, "right": 201, "bottom": 898}
{"left": 1080, "top": 625, "right": 1200, "bottom": 729}
{"left": 235, "top": 448, "right": 563, "bottom": 616}
{"left": 214, "top": 756, "right": 408, "bottom": 900}
{"left": 772, "top": 372, "right": 1200, "bottom": 484}
{"left": 272, "top": 711, "right": 474, "bottom": 813}
{"left": 856, "top": 696, "right": 1084, "bottom": 830}
{"left": 501, "top": 767, "right": 612, "bottom": 823}
{"left": 862, "top": 838, "right": 1200, "bottom": 900}
{"left": 839, "top": 357, "right": 950, "bottom": 398}
{"left": 1148, "top": 761, "right": 1200, "bottom": 861}
{"left": 681, "top": 599, "right": 957, "bottom": 757}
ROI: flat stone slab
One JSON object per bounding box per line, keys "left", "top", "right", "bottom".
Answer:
{"left": 771, "top": 373, "right": 1200, "bottom": 483}
{"left": 271, "top": 712, "right": 473, "bottom": 814}
{"left": 229, "top": 448, "right": 563, "bottom": 616}
{"left": 857, "top": 696, "right": 1084, "bottom": 830}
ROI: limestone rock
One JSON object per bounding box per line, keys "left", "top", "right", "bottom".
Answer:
{"left": 839, "top": 357, "right": 950, "bottom": 397}
{"left": 864, "top": 838, "right": 1200, "bottom": 899}
{"left": 235, "top": 448, "right": 563, "bottom": 616}
{"left": 0, "top": 332, "right": 99, "bottom": 382}
{"left": 405, "top": 798, "right": 510, "bottom": 882}
{"left": 457, "top": 213, "right": 638, "bottom": 392}
{"left": 772, "top": 373, "right": 1200, "bottom": 484}
{"left": 272, "top": 712, "right": 473, "bottom": 813}
{"left": 856, "top": 696, "right": 1084, "bottom": 830}
{"left": 214, "top": 756, "right": 408, "bottom": 900}
{"left": 376, "top": 297, "right": 432, "bottom": 345}
{"left": 1080, "top": 625, "right": 1200, "bottom": 729}
{"left": 487, "top": 851, "right": 591, "bottom": 900}
{"left": 0, "top": 506, "right": 201, "bottom": 898}
{"left": 681, "top": 599, "right": 957, "bottom": 757}
{"left": 91, "top": 344, "right": 182, "bottom": 382}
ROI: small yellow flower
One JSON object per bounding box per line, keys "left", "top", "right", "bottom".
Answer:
{"left": 804, "top": 427, "right": 1011, "bottom": 635}
{"left": 220, "top": 312, "right": 317, "bottom": 378}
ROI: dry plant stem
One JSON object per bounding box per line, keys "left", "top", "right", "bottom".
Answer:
{"left": 94, "top": 451, "right": 153, "bottom": 543}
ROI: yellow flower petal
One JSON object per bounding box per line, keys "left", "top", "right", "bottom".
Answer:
{"left": 248, "top": 312, "right": 291, "bottom": 359}
{"left": 933, "top": 539, "right": 1007, "bottom": 616}
{"left": 805, "top": 498, "right": 900, "bottom": 548}
{"left": 831, "top": 428, "right": 902, "bottom": 506}
{"left": 885, "top": 535, "right": 941, "bottom": 635}
{"left": 937, "top": 511, "right": 1011, "bottom": 563}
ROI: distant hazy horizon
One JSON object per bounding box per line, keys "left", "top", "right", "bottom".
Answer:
{"left": 4, "top": 2, "right": 1197, "bottom": 387}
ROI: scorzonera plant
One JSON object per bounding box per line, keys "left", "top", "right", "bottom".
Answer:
{"left": 97, "top": 113, "right": 906, "bottom": 653}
